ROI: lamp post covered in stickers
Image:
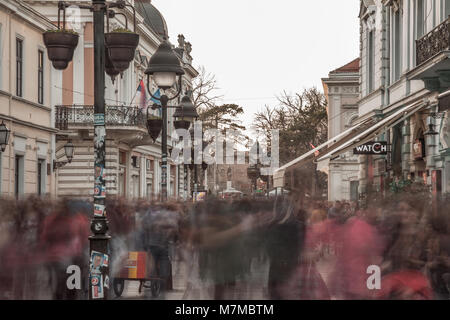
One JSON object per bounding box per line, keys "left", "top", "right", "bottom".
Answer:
{"left": 43, "top": 0, "right": 139, "bottom": 299}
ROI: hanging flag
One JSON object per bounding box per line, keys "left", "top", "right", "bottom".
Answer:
{"left": 149, "top": 88, "right": 162, "bottom": 116}
{"left": 150, "top": 88, "right": 162, "bottom": 106}
{"left": 310, "top": 143, "right": 320, "bottom": 157}
{"left": 137, "top": 79, "right": 147, "bottom": 109}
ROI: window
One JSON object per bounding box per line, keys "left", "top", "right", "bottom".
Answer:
{"left": 131, "top": 156, "right": 140, "bottom": 168}
{"left": 16, "top": 38, "right": 23, "bottom": 97}
{"left": 368, "top": 30, "right": 375, "bottom": 93}
{"left": 38, "top": 50, "right": 44, "bottom": 104}
{"left": 416, "top": 0, "right": 425, "bottom": 39}
{"left": 392, "top": 9, "right": 402, "bottom": 82}
{"left": 37, "top": 159, "right": 46, "bottom": 195}
{"left": 350, "top": 181, "right": 359, "bottom": 202}
{"left": 15, "top": 155, "right": 24, "bottom": 198}
{"left": 119, "top": 151, "right": 127, "bottom": 165}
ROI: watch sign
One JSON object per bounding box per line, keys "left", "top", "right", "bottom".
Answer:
{"left": 353, "top": 141, "right": 388, "bottom": 155}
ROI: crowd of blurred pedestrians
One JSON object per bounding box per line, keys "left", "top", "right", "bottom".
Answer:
{"left": 0, "top": 192, "right": 448, "bottom": 300}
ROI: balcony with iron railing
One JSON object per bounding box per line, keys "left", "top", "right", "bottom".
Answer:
{"left": 55, "top": 105, "right": 146, "bottom": 130}
{"left": 409, "top": 16, "right": 450, "bottom": 92}
{"left": 55, "top": 105, "right": 157, "bottom": 147}
{"left": 416, "top": 17, "right": 450, "bottom": 66}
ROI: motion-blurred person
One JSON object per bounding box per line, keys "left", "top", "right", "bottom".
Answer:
{"left": 424, "top": 211, "right": 450, "bottom": 300}
{"left": 35, "top": 199, "right": 90, "bottom": 300}
{"left": 141, "top": 203, "right": 180, "bottom": 299}
{"left": 308, "top": 198, "right": 384, "bottom": 299}
{"left": 280, "top": 205, "right": 330, "bottom": 300}
{"left": 378, "top": 197, "right": 433, "bottom": 300}
{"left": 264, "top": 195, "right": 306, "bottom": 300}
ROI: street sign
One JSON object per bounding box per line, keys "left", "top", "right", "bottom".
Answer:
{"left": 353, "top": 141, "right": 388, "bottom": 155}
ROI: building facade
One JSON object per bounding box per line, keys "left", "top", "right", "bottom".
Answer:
{"left": 356, "top": 0, "right": 450, "bottom": 198}
{"left": 24, "top": 0, "right": 198, "bottom": 200}
{"left": 274, "top": 0, "right": 450, "bottom": 201}
{"left": 322, "top": 59, "right": 361, "bottom": 201}
{"left": 0, "top": 0, "right": 57, "bottom": 198}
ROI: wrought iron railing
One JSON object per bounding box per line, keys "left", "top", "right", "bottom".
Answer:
{"left": 55, "top": 105, "right": 146, "bottom": 130}
{"left": 416, "top": 17, "right": 450, "bottom": 66}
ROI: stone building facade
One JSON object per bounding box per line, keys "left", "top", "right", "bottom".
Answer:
{"left": 0, "top": 0, "right": 57, "bottom": 197}
{"left": 322, "top": 59, "right": 361, "bottom": 201}
{"left": 356, "top": 0, "right": 450, "bottom": 198}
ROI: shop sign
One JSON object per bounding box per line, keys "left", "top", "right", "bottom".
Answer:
{"left": 353, "top": 141, "right": 388, "bottom": 155}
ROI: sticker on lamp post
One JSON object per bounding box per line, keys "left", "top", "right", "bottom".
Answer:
{"left": 94, "top": 204, "right": 106, "bottom": 217}
{"left": 94, "top": 114, "right": 105, "bottom": 126}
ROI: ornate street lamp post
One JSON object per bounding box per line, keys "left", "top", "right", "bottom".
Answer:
{"left": 43, "top": 0, "right": 139, "bottom": 300}
{"left": 145, "top": 40, "right": 194, "bottom": 201}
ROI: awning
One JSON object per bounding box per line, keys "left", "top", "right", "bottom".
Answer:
{"left": 273, "top": 118, "right": 373, "bottom": 188}
{"left": 273, "top": 100, "right": 426, "bottom": 189}
{"left": 317, "top": 101, "right": 425, "bottom": 161}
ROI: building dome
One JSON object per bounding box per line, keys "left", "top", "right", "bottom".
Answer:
{"left": 135, "top": 1, "right": 169, "bottom": 39}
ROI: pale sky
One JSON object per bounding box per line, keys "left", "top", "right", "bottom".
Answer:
{"left": 151, "top": 0, "right": 361, "bottom": 133}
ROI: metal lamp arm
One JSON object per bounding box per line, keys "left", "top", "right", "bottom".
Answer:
{"left": 53, "top": 160, "right": 68, "bottom": 171}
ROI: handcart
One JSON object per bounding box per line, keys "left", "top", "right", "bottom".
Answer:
{"left": 112, "top": 251, "right": 162, "bottom": 298}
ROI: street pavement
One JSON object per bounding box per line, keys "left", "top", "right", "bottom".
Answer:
{"left": 117, "top": 255, "right": 337, "bottom": 300}
{"left": 117, "top": 257, "right": 272, "bottom": 300}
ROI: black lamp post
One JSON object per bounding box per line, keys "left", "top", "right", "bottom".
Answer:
{"left": 44, "top": 0, "right": 139, "bottom": 300}
{"left": 144, "top": 39, "right": 190, "bottom": 202}
{"left": 188, "top": 128, "right": 209, "bottom": 199}
{"left": 0, "top": 121, "right": 11, "bottom": 153}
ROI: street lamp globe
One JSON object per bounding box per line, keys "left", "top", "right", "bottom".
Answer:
{"left": 64, "top": 140, "right": 75, "bottom": 163}
{"left": 0, "top": 121, "right": 11, "bottom": 152}
{"left": 154, "top": 72, "right": 177, "bottom": 89}
{"left": 145, "top": 40, "right": 185, "bottom": 90}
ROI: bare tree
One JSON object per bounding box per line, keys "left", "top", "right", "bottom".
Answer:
{"left": 192, "top": 66, "right": 223, "bottom": 111}
{"left": 252, "top": 87, "right": 328, "bottom": 197}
